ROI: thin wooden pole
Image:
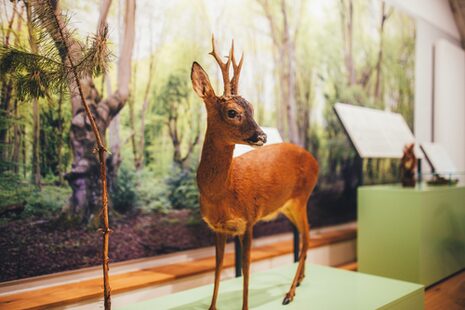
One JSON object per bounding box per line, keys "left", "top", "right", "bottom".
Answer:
{"left": 47, "top": 2, "right": 112, "bottom": 308}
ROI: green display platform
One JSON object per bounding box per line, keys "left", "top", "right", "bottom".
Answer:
{"left": 119, "top": 264, "right": 423, "bottom": 310}
{"left": 358, "top": 184, "right": 465, "bottom": 287}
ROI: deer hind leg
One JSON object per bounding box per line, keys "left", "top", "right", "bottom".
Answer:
{"left": 209, "top": 233, "right": 226, "bottom": 310}
{"left": 241, "top": 225, "right": 253, "bottom": 310}
{"left": 281, "top": 199, "right": 310, "bottom": 305}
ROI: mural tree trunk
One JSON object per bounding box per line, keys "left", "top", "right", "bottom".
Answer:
{"left": 26, "top": 2, "right": 41, "bottom": 186}
{"left": 32, "top": 98, "right": 41, "bottom": 186}
{"left": 11, "top": 100, "right": 20, "bottom": 174}
{"left": 11, "top": 6, "right": 24, "bottom": 175}
{"left": 0, "top": 2, "right": 18, "bottom": 169}
{"left": 127, "top": 66, "right": 138, "bottom": 168}
{"left": 135, "top": 52, "right": 155, "bottom": 171}
{"left": 374, "top": 2, "right": 392, "bottom": 100}
{"left": 258, "top": 0, "right": 302, "bottom": 145}
{"left": 296, "top": 68, "right": 313, "bottom": 150}
{"left": 340, "top": 0, "right": 355, "bottom": 86}
{"left": 167, "top": 110, "right": 200, "bottom": 170}
{"left": 107, "top": 80, "right": 122, "bottom": 183}
{"left": 281, "top": 0, "right": 300, "bottom": 146}
{"left": 55, "top": 89, "right": 65, "bottom": 184}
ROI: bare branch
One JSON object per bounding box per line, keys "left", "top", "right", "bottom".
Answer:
{"left": 4, "top": 0, "right": 17, "bottom": 47}
{"left": 256, "top": 0, "right": 281, "bottom": 47}
{"left": 97, "top": 0, "right": 112, "bottom": 36}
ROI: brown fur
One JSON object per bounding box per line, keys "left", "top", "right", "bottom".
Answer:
{"left": 199, "top": 143, "right": 318, "bottom": 235}
{"left": 191, "top": 45, "right": 318, "bottom": 309}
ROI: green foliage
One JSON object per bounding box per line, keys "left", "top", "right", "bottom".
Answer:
{"left": 23, "top": 186, "right": 71, "bottom": 218}
{"left": 132, "top": 165, "right": 200, "bottom": 215}
{"left": 155, "top": 72, "right": 189, "bottom": 116}
{"left": 111, "top": 164, "right": 138, "bottom": 214}
{"left": 166, "top": 167, "right": 200, "bottom": 212}
{"left": 135, "top": 174, "right": 171, "bottom": 213}
{"left": 0, "top": 165, "right": 71, "bottom": 218}
{"left": 0, "top": 172, "right": 33, "bottom": 209}
{"left": 0, "top": 111, "right": 20, "bottom": 172}
{"left": 40, "top": 96, "right": 70, "bottom": 178}
{"left": 0, "top": 0, "right": 111, "bottom": 102}
{"left": 109, "top": 164, "right": 198, "bottom": 215}
{"left": 31, "top": 0, "right": 112, "bottom": 77}
{"left": 150, "top": 70, "right": 202, "bottom": 169}
{"left": 0, "top": 47, "right": 66, "bottom": 100}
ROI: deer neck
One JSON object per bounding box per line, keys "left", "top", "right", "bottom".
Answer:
{"left": 197, "top": 129, "right": 234, "bottom": 200}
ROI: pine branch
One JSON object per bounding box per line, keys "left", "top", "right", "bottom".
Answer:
{"left": 0, "top": 47, "right": 66, "bottom": 100}
{"left": 76, "top": 30, "right": 111, "bottom": 77}
{"left": 30, "top": 0, "right": 110, "bottom": 79}
{"left": 0, "top": 47, "right": 63, "bottom": 72}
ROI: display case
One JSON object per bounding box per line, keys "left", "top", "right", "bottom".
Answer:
{"left": 358, "top": 184, "right": 465, "bottom": 286}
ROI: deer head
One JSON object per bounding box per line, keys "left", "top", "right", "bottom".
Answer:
{"left": 191, "top": 36, "right": 267, "bottom": 147}
{"left": 402, "top": 143, "right": 416, "bottom": 170}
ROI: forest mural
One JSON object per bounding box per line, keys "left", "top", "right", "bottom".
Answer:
{"left": 0, "top": 0, "right": 415, "bottom": 281}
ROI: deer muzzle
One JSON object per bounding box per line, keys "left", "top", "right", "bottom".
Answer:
{"left": 246, "top": 131, "right": 267, "bottom": 147}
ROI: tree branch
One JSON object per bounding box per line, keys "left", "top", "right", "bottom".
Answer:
{"left": 257, "top": 0, "right": 281, "bottom": 47}
{"left": 97, "top": 0, "right": 112, "bottom": 37}
{"left": 103, "top": 0, "right": 135, "bottom": 119}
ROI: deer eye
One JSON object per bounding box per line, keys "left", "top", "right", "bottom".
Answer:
{"left": 227, "top": 110, "right": 237, "bottom": 118}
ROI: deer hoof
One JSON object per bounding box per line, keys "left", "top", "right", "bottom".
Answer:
{"left": 209, "top": 306, "right": 217, "bottom": 310}
{"left": 282, "top": 294, "right": 293, "bottom": 305}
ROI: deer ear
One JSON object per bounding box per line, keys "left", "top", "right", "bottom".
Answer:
{"left": 191, "top": 62, "right": 216, "bottom": 99}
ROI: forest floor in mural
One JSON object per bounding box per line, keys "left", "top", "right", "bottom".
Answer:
{"left": 0, "top": 187, "right": 354, "bottom": 282}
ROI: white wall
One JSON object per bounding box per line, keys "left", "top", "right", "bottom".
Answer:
{"left": 414, "top": 20, "right": 460, "bottom": 143}
{"left": 434, "top": 40, "right": 465, "bottom": 172}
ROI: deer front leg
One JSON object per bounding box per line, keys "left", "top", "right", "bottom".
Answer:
{"left": 241, "top": 226, "right": 253, "bottom": 310}
{"left": 209, "top": 233, "right": 226, "bottom": 310}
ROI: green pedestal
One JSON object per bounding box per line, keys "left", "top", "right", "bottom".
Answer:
{"left": 119, "top": 264, "right": 424, "bottom": 310}
{"left": 358, "top": 184, "right": 465, "bottom": 287}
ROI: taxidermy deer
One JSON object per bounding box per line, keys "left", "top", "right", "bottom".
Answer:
{"left": 191, "top": 36, "right": 319, "bottom": 310}
{"left": 400, "top": 143, "right": 416, "bottom": 187}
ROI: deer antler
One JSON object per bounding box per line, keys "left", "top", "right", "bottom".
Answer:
{"left": 230, "top": 40, "right": 244, "bottom": 96}
{"left": 210, "top": 34, "right": 232, "bottom": 97}
{"left": 209, "top": 35, "right": 244, "bottom": 97}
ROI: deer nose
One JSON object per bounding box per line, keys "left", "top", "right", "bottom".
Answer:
{"left": 258, "top": 131, "right": 267, "bottom": 144}
{"left": 247, "top": 131, "right": 267, "bottom": 144}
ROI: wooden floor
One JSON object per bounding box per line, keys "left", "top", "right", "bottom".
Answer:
{"left": 425, "top": 269, "right": 465, "bottom": 310}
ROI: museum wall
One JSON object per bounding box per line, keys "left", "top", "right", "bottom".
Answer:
{"left": 433, "top": 39, "right": 465, "bottom": 174}
{"left": 387, "top": 0, "right": 462, "bottom": 174}
{"left": 414, "top": 20, "right": 459, "bottom": 145}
